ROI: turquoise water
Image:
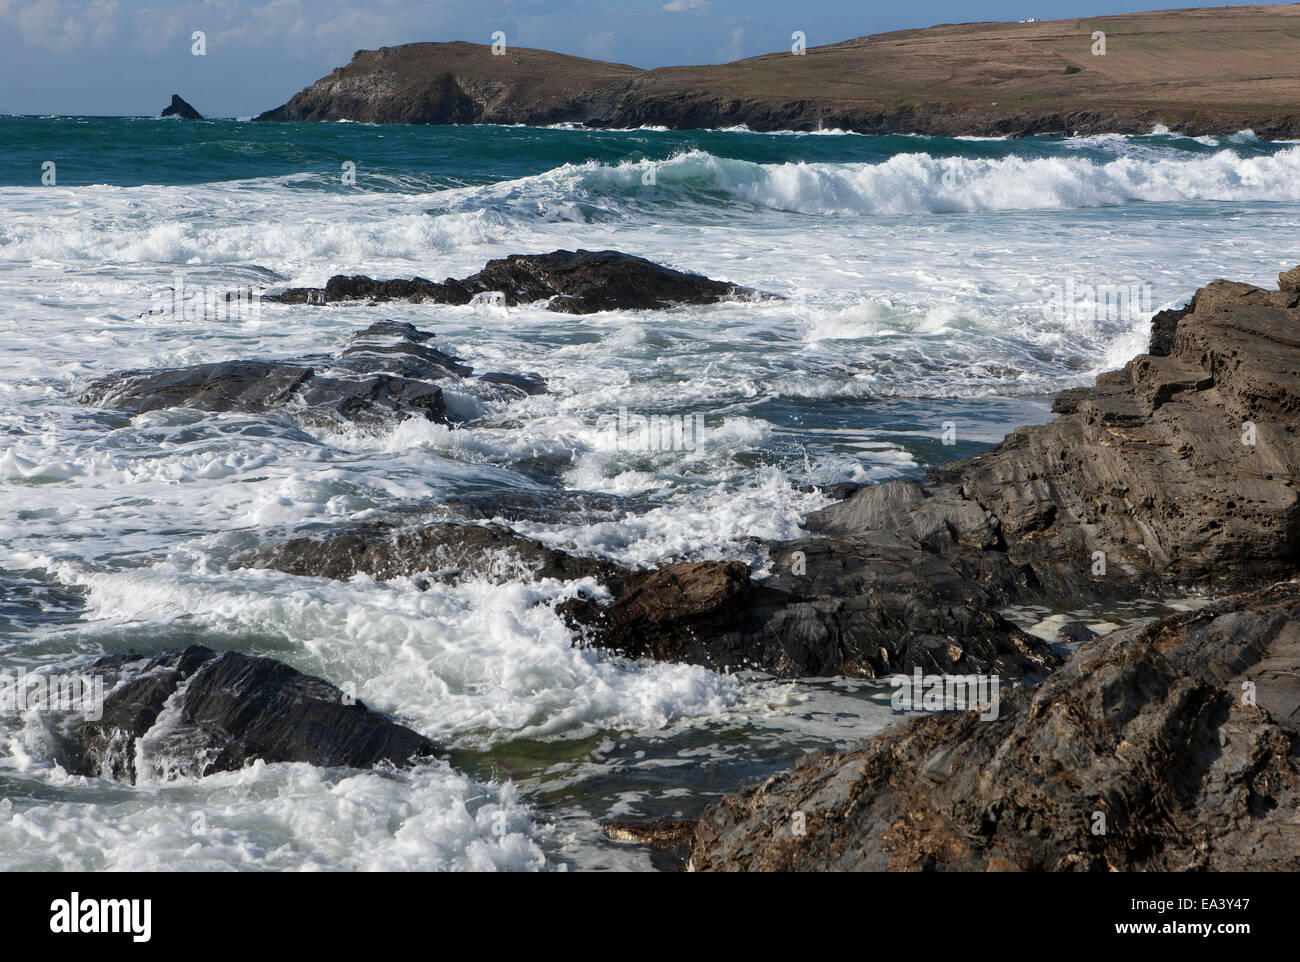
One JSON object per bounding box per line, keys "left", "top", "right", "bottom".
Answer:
{"left": 1, "top": 115, "right": 1293, "bottom": 189}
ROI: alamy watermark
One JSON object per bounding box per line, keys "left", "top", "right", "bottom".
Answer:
{"left": 1, "top": 670, "right": 105, "bottom": 721}
{"left": 143, "top": 273, "right": 263, "bottom": 323}
{"left": 890, "top": 668, "right": 1001, "bottom": 721}
{"left": 1045, "top": 278, "right": 1153, "bottom": 324}
{"left": 595, "top": 407, "right": 708, "bottom": 452}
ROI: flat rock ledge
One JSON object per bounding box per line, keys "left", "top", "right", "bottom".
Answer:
{"left": 54, "top": 646, "right": 437, "bottom": 784}
{"left": 268, "top": 249, "right": 763, "bottom": 314}
{"left": 687, "top": 580, "right": 1300, "bottom": 871}
{"left": 78, "top": 320, "right": 543, "bottom": 428}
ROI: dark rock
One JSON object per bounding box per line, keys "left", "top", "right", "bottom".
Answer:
{"left": 246, "top": 521, "right": 619, "bottom": 585}
{"left": 269, "top": 250, "right": 762, "bottom": 315}
{"left": 57, "top": 646, "right": 437, "bottom": 783}
{"left": 1055, "top": 622, "right": 1099, "bottom": 643}
{"left": 161, "top": 94, "right": 203, "bottom": 120}
{"left": 688, "top": 581, "right": 1300, "bottom": 871}
{"left": 562, "top": 561, "right": 760, "bottom": 664}
{"left": 79, "top": 320, "right": 541, "bottom": 427}
{"left": 1146, "top": 303, "right": 1191, "bottom": 356}
{"left": 80, "top": 358, "right": 446, "bottom": 427}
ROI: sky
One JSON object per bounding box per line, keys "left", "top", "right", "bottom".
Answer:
{"left": 1, "top": 0, "right": 1293, "bottom": 116}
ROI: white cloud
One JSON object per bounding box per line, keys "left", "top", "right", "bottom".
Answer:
{"left": 662, "top": 0, "right": 708, "bottom": 12}
{"left": 11, "top": 0, "right": 119, "bottom": 52}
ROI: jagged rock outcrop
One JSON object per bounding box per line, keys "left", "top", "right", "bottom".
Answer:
{"left": 688, "top": 581, "right": 1300, "bottom": 871}
{"left": 793, "top": 272, "right": 1300, "bottom": 609}
{"left": 161, "top": 94, "right": 203, "bottom": 120}
{"left": 56, "top": 646, "right": 437, "bottom": 783}
{"left": 270, "top": 250, "right": 760, "bottom": 315}
{"left": 78, "top": 321, "right": 542, "bottom": 428}
{"left": 562, "top": 534, "right": 1058, "bottom": 678}
{"left": 581, "top": 266, "right": 1300, "bottom": 673}
{"left": 927, "top": 276, "right": 1300, "bottom": 599}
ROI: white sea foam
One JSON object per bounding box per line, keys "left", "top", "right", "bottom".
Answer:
{"left": 34, "top": 557, "right": 750, "bottom": 745}
{"left": 0, "top": 760, "right": 548, "bottom": 871}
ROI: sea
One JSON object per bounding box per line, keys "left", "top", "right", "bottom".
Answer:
{"left": 1, "top": 115, "right": 1298, "bottom": 870}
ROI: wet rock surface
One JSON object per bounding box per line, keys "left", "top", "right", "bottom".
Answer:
{"left": 562, "top": 547, "right": 1060, "bottom": 678}
{"left": 57, "top": 645, "right": 437, "bottom": 784}
{"left": 247, "top": 520, "right": 619, "bottom": 585}
{"left": 688, "top": 581, "right": 1300, "bottom": 871}
{"left": 78, "top": 320, "right": 542, "bottom": 427}
{"left": 801, "top": 272, "right": 1300, "bottom": 607}
{"left": 269, "top": 250, "right": 761, "bottom": 314}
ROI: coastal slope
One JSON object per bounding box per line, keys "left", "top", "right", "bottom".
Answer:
{"left": 255, "top": 4, "right": 1300, "bottom": 136}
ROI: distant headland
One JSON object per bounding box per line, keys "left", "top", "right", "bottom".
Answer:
{"left": 254, "top": 4, "right": 1300, "bottom": 137}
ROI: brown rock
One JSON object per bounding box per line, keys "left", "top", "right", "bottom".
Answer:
{"left": 689, "top": 582, "right": 1300, "bottom": 871}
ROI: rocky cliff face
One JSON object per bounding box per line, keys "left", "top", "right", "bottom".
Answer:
{"left": 874, "top": 272, "right": 1300, "bottom": 602}
{"left": 254, "top": 42, "right": 641, "bottom": 126}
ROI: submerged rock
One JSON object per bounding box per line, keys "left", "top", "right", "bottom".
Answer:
{"left": 270, "top": 250, "right": 762, "bottom": 314}
{"left": 79, "top": 320, "right": 543, "bottom": 427}
{"left": 689, "top": 581, "right": 1300, "bottom": 871}
{"left": 246, "top": 520, "right": 619, "bottom": 584}
{"left": 603, "top": 817, "right": 697, "bottom": 867}
{"left": 57, "top": 646, "right": 437, "bottom": 783}
{"left": 161, "top": 94, "right": 203, "bottom": 120}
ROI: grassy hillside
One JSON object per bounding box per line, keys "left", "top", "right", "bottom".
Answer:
{"left": 257, "top": 4, "right": 1300, "bottom": 136}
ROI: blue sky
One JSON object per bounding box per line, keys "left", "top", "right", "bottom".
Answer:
{"left": 1, "top": 0, "right": 1292, "bottom": 116}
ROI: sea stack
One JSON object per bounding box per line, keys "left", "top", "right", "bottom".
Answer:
{"left": 161, "top": 93, "right": 203, "bottom": 120}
